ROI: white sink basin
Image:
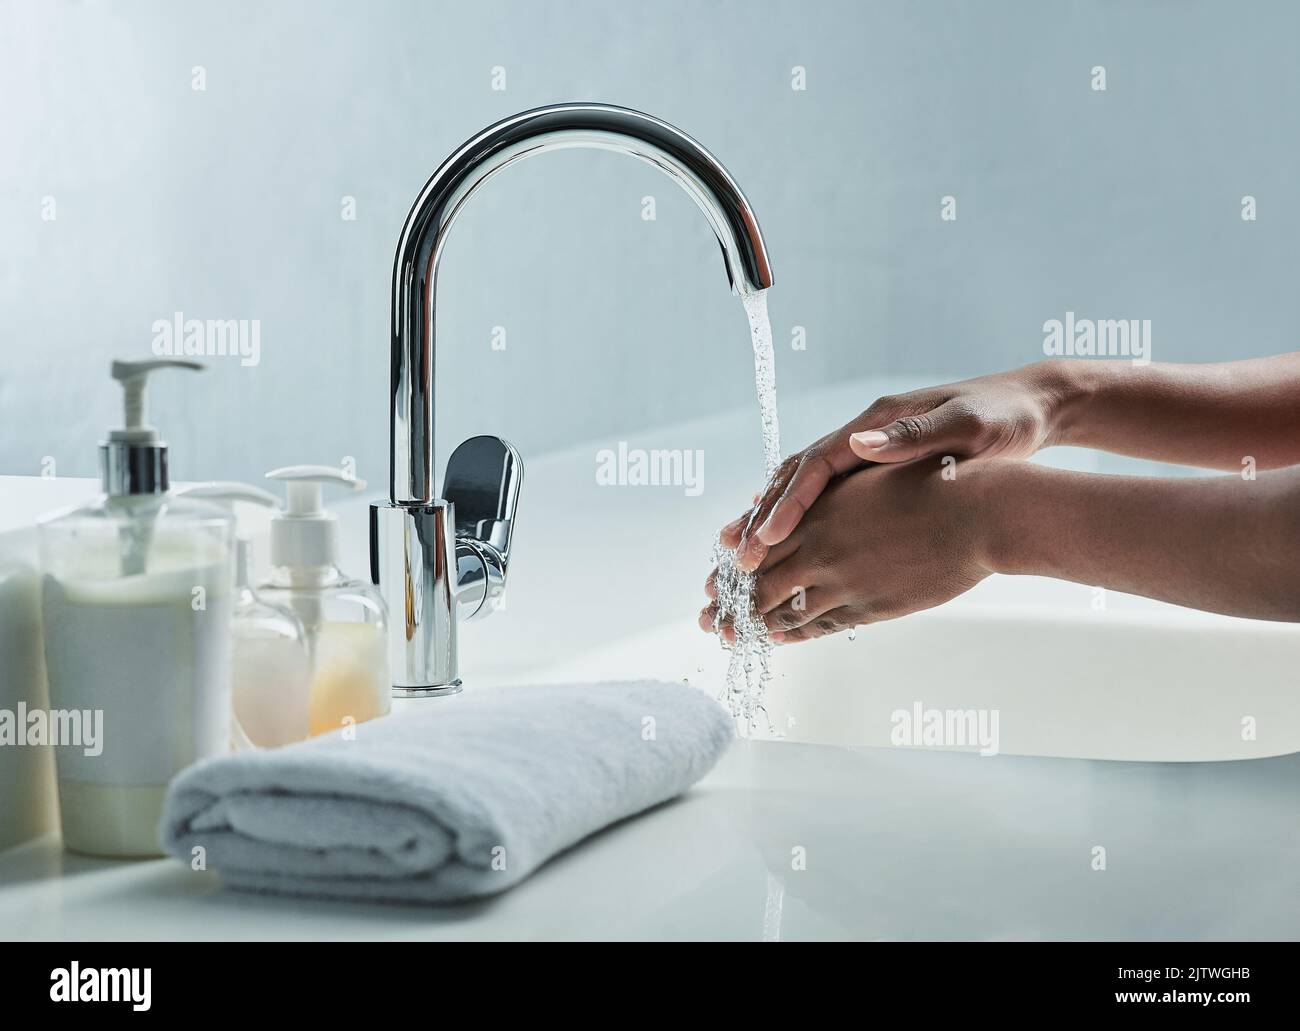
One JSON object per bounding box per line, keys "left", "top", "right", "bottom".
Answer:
{"left": 420, "top": 375, "right": 1300, "bottom": 765}
{"left": 528, "top": 598, "right": 1300, "bottom": 762}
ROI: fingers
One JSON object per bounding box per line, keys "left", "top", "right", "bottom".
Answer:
{"left": 753, "top": 451, "right": 838, "bottom": 546}
{"left": 704, "top": 591, "right": 861, "bottom": 643}
{"left": 719, "top": 492, "right": 763, "bottom": 549}
{"left": 705, "top": 527, "right": 796, "bottom": 605}
{"left": 752, "top": 554, "right": 810, "bottom": 613}
{"left": 752, "top": 395, "right": 927, "bottom": 550}
{"left": 735, "top": 390, "right": 954, "bottom": 569}
{"left": 761, "top": 588, "right": 838, "bottom": 634}
{"left": 733, "top": 454, "right": 802, "bottom": 570}
{"left": 734, "top": 534, "right": 769, "bottom": 573}
{"left": 698, "top": 601, "right": 742, "bottom": 644}
{"left": 698, "top": 600, "right": 729, "bottom": 637}
{"left": 848, "top": 398, "right": 983, "bottom": 464}
{"left": 719, "top": 511, "right": 749, "bottom": 550}
{"left": 698, "top": 600, "right": 718, "bottom": 632}
{"left": 770, "top": 606, "right": 860, "bottom": 645}
{"left": 738, "top": 525, "right": 803, "bottom": 574}
{"left": 703, "top": 546, "right": 822, "bottom": 639}
{"left": 738, "top": 527, "right": 799, "bottom": 585}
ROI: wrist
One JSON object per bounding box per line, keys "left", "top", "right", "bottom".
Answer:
{"left": 964, "top": 459, "right": 1042, "bottom": 576}
{"left": 1031, "top": 359, "right": 1100, "bottom": 449}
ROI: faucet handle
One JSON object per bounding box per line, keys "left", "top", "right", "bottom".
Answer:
{"left": 443, "top": 435, "right": 522, "bottom": 620}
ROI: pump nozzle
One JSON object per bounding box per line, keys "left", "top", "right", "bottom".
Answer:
{"left": 109, "top": 359, "right": 205, "bottom": 445}
{"left": 176, "top": 481, "right": 280, "bottom": 509}
{"left": 264, "top": 466, "right": 365, "bottom": 570}
{"left": 266, "top": 465, "right": 365, "bottom": 517}
{"left": 101, "top": 358, "right": 205, "bottom": 497}
{"left": 174, "top": 481, "right": 281, "bottom": 589}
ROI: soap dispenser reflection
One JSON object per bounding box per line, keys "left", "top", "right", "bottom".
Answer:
{"left": 260, "top": 466, "right": 391, "bottom": 735}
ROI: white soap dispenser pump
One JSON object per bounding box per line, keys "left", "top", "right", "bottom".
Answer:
{"left": 260, "top": 466, "right": 391, "bottom": 736}
{"left": 103, "top": 358, "right": 202, "bottom": 494}
{"left": 37, "top": 359, "right": 235, "bottom": 858}
{"left": 264, "top": 466, "right": 355, "bottom": 583}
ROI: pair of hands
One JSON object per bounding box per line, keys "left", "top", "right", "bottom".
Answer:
{"left": 701, "top": 363, "right": 1069, "bottom": 643}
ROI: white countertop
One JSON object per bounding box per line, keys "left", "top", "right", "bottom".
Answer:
{"left": 2, "top": 739, "right": 1296, "bottom": 941}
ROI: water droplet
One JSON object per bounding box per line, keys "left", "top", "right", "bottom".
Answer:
{"left": 847, "top": 627, "right": 857, "bottom": 641}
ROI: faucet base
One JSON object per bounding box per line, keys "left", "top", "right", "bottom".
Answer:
{"left": 392, "top": 681, "right": 463, "bottom": 699}
{"left": 370, "top": 501, "right": 459, "bottom": 691}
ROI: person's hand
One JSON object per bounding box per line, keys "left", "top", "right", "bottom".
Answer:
{"left": 720, "top": 361, "right": 1072, "bottom": 571}
{"left": 702, "top": 458, "right": 999, "bottom": 642}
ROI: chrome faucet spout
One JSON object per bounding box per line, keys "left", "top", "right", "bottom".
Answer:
{"left": 373, "top": 103, "right": 774, "bottom": 694}
{"left": 389, "top": 102, "right": 774, "bottom": 506}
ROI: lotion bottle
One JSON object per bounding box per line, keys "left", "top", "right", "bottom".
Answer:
{"left": 38, "top": 359, "right": 233, "bottom": 857}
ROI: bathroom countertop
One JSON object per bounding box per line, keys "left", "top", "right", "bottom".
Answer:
{"left": 4, "top": 382, "right": 1298, "bottom": 939}
{"left": 2, "top": 739, "right": 1297, "bottom": 941}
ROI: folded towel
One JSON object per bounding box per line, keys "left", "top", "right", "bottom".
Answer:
{"left": 160, "top": 680, "right": 733, "bottom": 903}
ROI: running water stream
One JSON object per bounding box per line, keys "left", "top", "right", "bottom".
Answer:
{"left": 711, "top": 288, "right": 782, "bottom": 733}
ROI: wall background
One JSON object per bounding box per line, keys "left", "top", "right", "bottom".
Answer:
{"left": 2, "top": 0, "right": 1298, "bottom": 488}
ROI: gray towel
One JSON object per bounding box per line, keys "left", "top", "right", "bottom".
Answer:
{"left": 159, "top": 680, "right": 733, "bottom": 903}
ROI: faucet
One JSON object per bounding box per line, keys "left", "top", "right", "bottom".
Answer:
{"left": 370, "top": 102, "right": 775, "bottom": 696}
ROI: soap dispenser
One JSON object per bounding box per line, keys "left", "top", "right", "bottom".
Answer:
{"left": 259, "top": 466, "right": 391, "bottom": 736}
{"left": 175, "top": 482, "right": 312, "bottom": 749}
{"left": 38, "top": 359, "right": 235, "bottom": 858}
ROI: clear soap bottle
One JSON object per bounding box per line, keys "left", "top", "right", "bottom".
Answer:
{"left": 175, "top": 481, "right": 312, "bottom": 748}
{"left": 37, "top": 359, "right": 234, "bottom": 857}
{"left": 259, "top": 466, "right": 391, "bottom": 736}
{"left": 230, "top": 536, "right": 313, "bottom": 747}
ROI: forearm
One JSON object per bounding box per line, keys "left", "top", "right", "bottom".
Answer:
{"left": 1042, "top": 354, "right": 1300, "bottom": 470}
{"left": 977, "top": 461, "right": 1300, "bottom": 621}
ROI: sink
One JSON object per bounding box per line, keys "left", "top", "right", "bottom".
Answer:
{"left": 406, "top": 374, "right": 1300, "bottom": 764}
{"left": 532, "top": 598, "right": 1300, "bottom": 762}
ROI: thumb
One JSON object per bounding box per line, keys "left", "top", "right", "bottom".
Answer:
{"left": 848, "top": 401, "right": 976, "bottom": 463}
